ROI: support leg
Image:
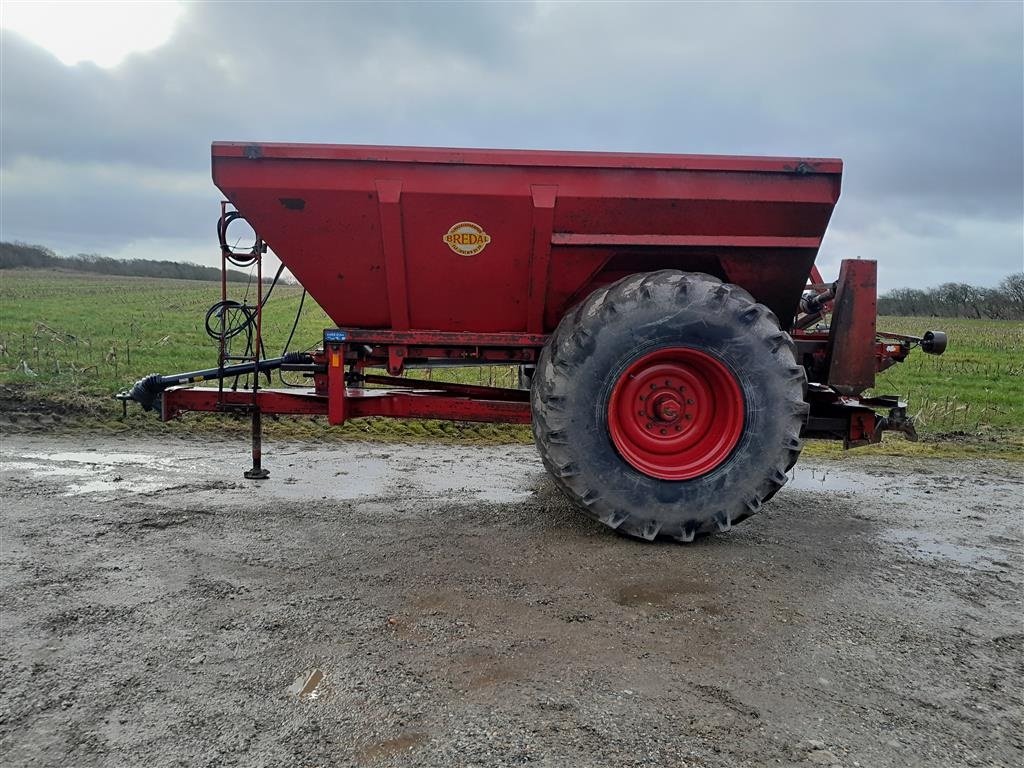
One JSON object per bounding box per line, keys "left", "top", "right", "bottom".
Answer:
{"left": 244, "top": 407, "right": 270, "bottom": 480}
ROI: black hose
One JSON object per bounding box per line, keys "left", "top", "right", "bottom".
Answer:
{"left": 205, "top": 300, "right": 256, "bottom": 341}
{"left": 204, "top": 263, "right": 286, "bottom": 343}
{"left": 279, "top": 289, "right": 310, "bottom": 388}
{"left": 217, "top": 210, "right": 260, "bottom": 266}
{"left": 281, "top": 288, "right": 306, "bottom": 356}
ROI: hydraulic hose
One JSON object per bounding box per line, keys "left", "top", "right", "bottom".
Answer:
{"left": 218, "top": 210, "right": 262, "bottom": 266}
{"left": 204, "top": 262, "right": 286, "bottom": 367}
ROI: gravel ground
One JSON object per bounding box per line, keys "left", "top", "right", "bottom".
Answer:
{"left": 0, "top": 435, "right": 1021, "bottom": 768}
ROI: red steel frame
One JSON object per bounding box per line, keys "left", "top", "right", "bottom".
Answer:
{"left": 162, "top": 385, "right": 533, "bottom": 424}
{"left": 164, "top": 331, "right": 538, "bottom": 425}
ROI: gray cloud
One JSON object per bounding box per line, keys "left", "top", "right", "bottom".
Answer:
{"left": 1, "top": 0, "right": 1021, "bottom": 288}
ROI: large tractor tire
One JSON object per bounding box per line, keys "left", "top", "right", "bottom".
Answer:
{"left": 531, "top": 270, "right": 808, "bottom": 542}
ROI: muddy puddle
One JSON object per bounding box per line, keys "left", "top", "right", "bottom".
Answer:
{"left": 785, "top": 462, "right": 1020, "bottom": 569}
{"left": 0, "top": 440, "right": 542, "bottom": 504}
{"left": 785, "top": 463, "right": 960, "bottom": 503}
{"left": 786, "top": 465, "right": 863, "bottom": 492}
{"left": 2, "top": 439, "right": 1015, "bottom": 516}
{"left": 286, "top": 669, "right": 326, "bottom": 699}
{"left": 356, "top": 733, "right": 429, "bottom": 764}
{"left": 887, "top": 527, "right": 1016, "bottom": 567}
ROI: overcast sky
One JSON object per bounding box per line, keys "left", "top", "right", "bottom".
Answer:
{"left": 1, "top": 1, "right": 1022, "bottom": 290}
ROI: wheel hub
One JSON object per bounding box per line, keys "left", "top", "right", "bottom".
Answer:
{"left": 651, "top": 392, "right": 682, "bottom": 422}
{"left": 607, "top": 347, "right": 745, "bottom": 480}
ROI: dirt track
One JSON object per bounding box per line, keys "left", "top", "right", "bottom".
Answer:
{"left": 0, "top": 435, "right": 1021, "bottom": 768}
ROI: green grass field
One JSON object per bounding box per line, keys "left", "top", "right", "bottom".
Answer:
{"left": 1, "top": 269, "right": 1021, "bottom": 455}
{"left": 0, "top": 269, "right": 331, "bottom": 399}
{"left": 873, "top": 316, "right": 1023, "bottom": 436}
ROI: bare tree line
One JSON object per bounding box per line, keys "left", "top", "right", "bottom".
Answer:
{"left": 878, "top": 273, "right": 1024, "bottom": 319}
{"left": 0, "top": 242, "right": 266, "bottom": 284}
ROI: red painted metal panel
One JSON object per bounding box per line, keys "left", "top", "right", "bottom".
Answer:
{"left": 826, "top": 259, "right": 878, "bottom": 394}
{"left": 403, "top": 189, "right": 532, "bottom": 331}
{"left": 162, "top": 388, "right": 326, "bottom": 421}
{"left": 361, "top": 374, "right": 529, "bottom": 402}
{"left": 375, "top": 180, "right": 410, "bottom": 330}
{"left": 528, "top": 185, "right": 558, "bottom": 333}
{"left": 161, "top": 386, "right": 531, "bottom": 425}
{"left": 351, "top": 391, "right": 532, "bottom": 423}
{"left": 213, "top": 142, "right": 842, "bottom": 173}
{"left": 327, "top": 344, "right": 345, "bottom": 425}
{"left": 552, "top": 234, "right": 822, "bottom": 248}
{"left": 336, "top": 329, "right": 547, "bottom": 346}
{"left": 213, "top": 142, "right": 842, "bottom": 333}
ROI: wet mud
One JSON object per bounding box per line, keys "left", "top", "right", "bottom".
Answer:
{"left": 0, "top": 435, "right": 1021, "bottom": 767}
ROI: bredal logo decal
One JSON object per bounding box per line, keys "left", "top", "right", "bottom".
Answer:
{"left": 443, "top": 221, "right": 491, "bottom": 256}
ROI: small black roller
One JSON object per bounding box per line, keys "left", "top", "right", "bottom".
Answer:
{"left": 921, "top": 330, "right": 948, "bottom": 355}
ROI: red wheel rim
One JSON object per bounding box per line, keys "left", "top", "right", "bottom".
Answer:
{"left": 607, "top": 347, "right": 744, "bottom": 480}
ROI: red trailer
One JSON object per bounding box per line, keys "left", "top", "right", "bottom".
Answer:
{"left": 120, "top": 142, "right": 945, "bottom": 541}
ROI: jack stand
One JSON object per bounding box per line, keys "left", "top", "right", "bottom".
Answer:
{"left": 244, "top": 407, "right": 270, "bottom": 480}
